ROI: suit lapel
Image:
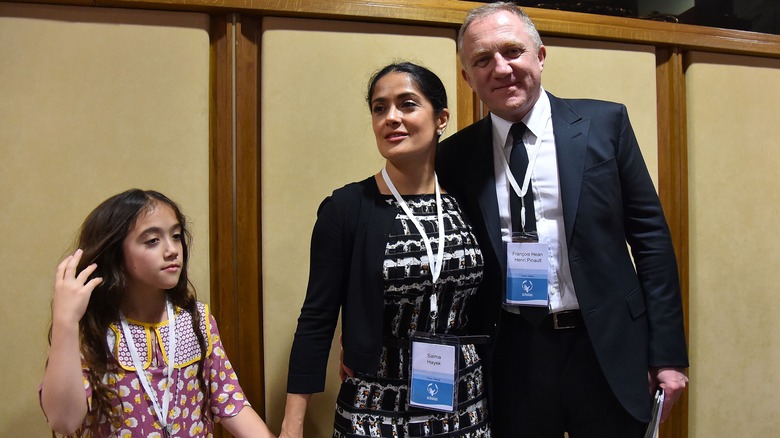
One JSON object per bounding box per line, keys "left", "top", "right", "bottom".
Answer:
{"left": 549, "top": 93, "right": 589, "bottom": 243}
{"left": 467, "top": 117, "right": 505, "bottom": 272}
{"left": 466, "top": 96, "right": 589, "bottom": 271}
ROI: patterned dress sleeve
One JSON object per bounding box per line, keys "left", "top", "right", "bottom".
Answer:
{"left": 204, "top": 311, "right": 251, "bottom": 421}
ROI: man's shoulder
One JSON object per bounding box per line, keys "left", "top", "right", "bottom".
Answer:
{"left": 548, "top": 92, "right": 627, "bottom": 117}
{"left": 440, "top": 116, "right": 490, "bottom": 150}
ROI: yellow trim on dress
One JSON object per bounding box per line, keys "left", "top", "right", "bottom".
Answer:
{"left": 110, "top": 303, "right": 214, "bottom": 371}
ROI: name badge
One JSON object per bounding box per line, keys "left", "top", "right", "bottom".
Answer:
{"left": 409, "top": 333, "right": 458, "bottom": 412}
{"left": 506, "top": 233, "right": 549, "bottom": 307}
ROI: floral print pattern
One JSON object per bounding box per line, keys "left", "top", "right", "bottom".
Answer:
{"left": 73, "top": 303, "right": 249, "bottom": 437}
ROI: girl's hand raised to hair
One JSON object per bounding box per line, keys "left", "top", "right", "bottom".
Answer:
{"left": 53, "top": 249, "right": 103, "bottom": 326}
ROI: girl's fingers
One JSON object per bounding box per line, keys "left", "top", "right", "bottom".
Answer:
{"left": 75, "top": 262, "right": 99, "bottom": 284}
{"left": 55, "top": 255, "right": 73, "bottom": 282}
{"left": 64, "top": 249, "right": 84, "bottom": 278}
{"left": 84, "top": 276, "right": 104, "bottom": 293}
{"left": 55, "top": 250, "right": 99, "bottom": 299}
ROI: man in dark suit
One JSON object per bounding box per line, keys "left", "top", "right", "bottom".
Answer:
{"left": 437, "top": 3, "right": 689, "bottom": 436}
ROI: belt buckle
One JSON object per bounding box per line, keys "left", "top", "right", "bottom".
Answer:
{"left": 552, "top": 311, "right": 575, "bottom": 330}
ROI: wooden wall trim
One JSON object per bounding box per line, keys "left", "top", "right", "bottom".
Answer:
{"left": 655, "top": 46, "right": 690, "bottom": 438}
{"left": 455, "top": 56, "right": 476, "bottom": 131}
{"left": 210, "top": 13, "right": 266, "bottom": 430}
{"left": 209, "top": 13, "right": 235, "bottom": 379}
{"left": 10, "top": 0, "right": 780, "bottom": 58}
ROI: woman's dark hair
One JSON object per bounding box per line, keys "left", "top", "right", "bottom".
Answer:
{"left": 47, "top": 189, "right": 208, "bottom": 432}
{"left": 366, "top": 62, "right": 448, "bottom": 115}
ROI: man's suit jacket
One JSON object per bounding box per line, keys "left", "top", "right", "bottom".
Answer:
{"left": 436, "top": 91, "right": 689, "bottom": 422}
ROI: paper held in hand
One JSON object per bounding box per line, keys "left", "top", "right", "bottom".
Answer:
{"left": 644, "top": 388, "right": 665, "bottom": 438}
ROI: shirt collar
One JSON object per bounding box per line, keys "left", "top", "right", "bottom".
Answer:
{"left": 490, "top": 87, "right": 551, "bottom": 148}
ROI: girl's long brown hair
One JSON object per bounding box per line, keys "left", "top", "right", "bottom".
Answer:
{"left": 47, "top": 189, "right": 208, "bottom": 432}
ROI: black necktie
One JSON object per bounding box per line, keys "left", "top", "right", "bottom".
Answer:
{"left": 509, "top": 122, "right": 536, "bottom": 234}
{"left": 508, "top": 123, "right": 548, "bottom": 326}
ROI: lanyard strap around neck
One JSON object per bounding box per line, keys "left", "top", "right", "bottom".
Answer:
{"left": 381, "top": 167, "right": 445, "bottom": 286}
{"left": 381, "top": 167, "right": 445, "bottom": 331}
{"left": 495, "top": 118, "right": 550, "bottom": 203}
{"left": 119, "top": 299, "right": 176, "bottom": 432}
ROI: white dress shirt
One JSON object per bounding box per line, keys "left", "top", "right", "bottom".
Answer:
{"left": 491, "top": 89, "right": 579, "bottom": 312}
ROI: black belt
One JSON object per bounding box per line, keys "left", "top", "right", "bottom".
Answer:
{"left": 545, "top": 310, "right": 584, "bottom": 330}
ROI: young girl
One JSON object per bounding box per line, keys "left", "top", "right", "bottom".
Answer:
{"left": 41, "top": 189, "right": 275, "bottom": 438}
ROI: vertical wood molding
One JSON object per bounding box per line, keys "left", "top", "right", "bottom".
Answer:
{"left": 210, "top": 14, "right": 266, "bottom": 437}
{"left": 655, "top": 46, "right": 690, "bottom": 438}
{"left": 455, "top": 55, "right": 476, "bottom": 130}
{"left": 209, "top": 17, "right": 234, "bottom": 438}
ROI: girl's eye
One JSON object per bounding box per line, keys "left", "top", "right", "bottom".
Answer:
{"left": 172, "top": 233, "right": 182, "bottom": 241}
{"left": 401, "top": 100, "right": 419, "bottom": 109}
{"left": 145, "top": 238, "right": 160, "bottom": 246}
{"left": 372, "top": 105, "right": 386, "bottom": 115}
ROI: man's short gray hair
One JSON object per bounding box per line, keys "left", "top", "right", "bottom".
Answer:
{"left": 457, "top": 2, "right": 544, "bottom": 62}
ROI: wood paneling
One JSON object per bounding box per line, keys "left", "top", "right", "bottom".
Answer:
{"left": 8, "top": 0, "right": 780, "bottom": 58}
{"left": 210, "top": 13, "right": 265, "bottom": 436}
{"left": 656, "top": 46, "right": 690, "bottom": 438}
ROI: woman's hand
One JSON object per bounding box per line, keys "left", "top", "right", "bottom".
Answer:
{"left": 339, "top": 335, "right": 355, "bottom": 382}
{"left": 279, "top": 393, "right": 312, "bottom": 438}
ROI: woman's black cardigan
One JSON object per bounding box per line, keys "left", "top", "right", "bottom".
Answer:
{"left": 286, "top": 177, "right": 397, "bottom": 394}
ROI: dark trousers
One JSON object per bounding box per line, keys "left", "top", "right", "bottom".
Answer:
{"left": 491, "top": 310, "right": 647, "bottom": 438}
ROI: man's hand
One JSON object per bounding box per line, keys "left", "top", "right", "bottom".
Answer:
{"left": 649, "top": 367, "right": 689, "bottom": 422}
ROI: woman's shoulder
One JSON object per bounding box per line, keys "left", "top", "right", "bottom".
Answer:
{"left": 329, "top": 176, "right": 378, "bottom": 200}
{"left": 318, "top": 176, "right": 379, "bottom": 215}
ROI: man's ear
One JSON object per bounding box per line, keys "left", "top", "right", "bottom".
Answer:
{"left": 538, "top": 45, "right": 547, "bottom": 71}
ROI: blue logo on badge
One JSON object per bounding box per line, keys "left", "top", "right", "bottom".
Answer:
{"left": 522, "top": 280, "right": 534, "bottom": 295}
{"left": 427, "top": 383, "right": 439, "bottom": 397}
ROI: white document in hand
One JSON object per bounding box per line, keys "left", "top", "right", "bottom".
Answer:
{"left": 644, "top": 389, "right": 665, "bottom": 438}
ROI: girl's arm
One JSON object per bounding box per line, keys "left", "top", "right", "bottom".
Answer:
{"left": 40, "top": 250, "right": 102, "bottom": 434}
{"left": 203, "top": 310, "right": 276, "bottom": 437}
{"left": 279, "top": 393, "right": 312, "bottom": 438}
{"left": 220, "top": 405, "right": 276, "bottom": 438}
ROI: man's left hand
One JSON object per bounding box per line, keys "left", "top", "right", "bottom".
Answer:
{"left": 649, "top": 367, "right": 689, "bottom": 422}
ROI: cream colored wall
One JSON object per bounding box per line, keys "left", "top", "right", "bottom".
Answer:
{"left": 0, "top": 4, "right": 210, "bottom": 436}
{"left": 686, "top": 52, "right": 780, "bottom": 436}
{"left": 542, "top": 37, "right": 659, "bottom": 181}
{"left": 260, "top": 17, "right": 458, "bottom": 435}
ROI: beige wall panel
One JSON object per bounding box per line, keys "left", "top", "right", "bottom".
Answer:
{"left": 0, "top": 4, "right": 209, "bottom": 436}
{"left": 261, "top": 17, "right": 456, "bottom": 435}
{"left": 687, "top": 52, "right": 780, "bottom": 436}
{"left": 542, "top": 37, "right": 659, "bottom": 183}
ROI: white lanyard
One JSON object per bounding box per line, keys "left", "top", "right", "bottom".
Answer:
{"left": 381, "top": 167, "right": 445, "bottom": 320}
{"left": 494, "top": 119, "right": 550, "bottom": 229}
{"left": 119, "top": 300, "right": 176, "bottom": 435}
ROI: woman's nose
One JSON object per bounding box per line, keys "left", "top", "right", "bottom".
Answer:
{"left": 385, "top": 106, "right": 402, "bottom": 123}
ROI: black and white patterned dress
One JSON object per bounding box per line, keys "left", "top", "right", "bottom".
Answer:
{"left": 333, "top": 194, "right": 491, "bottom": 437}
